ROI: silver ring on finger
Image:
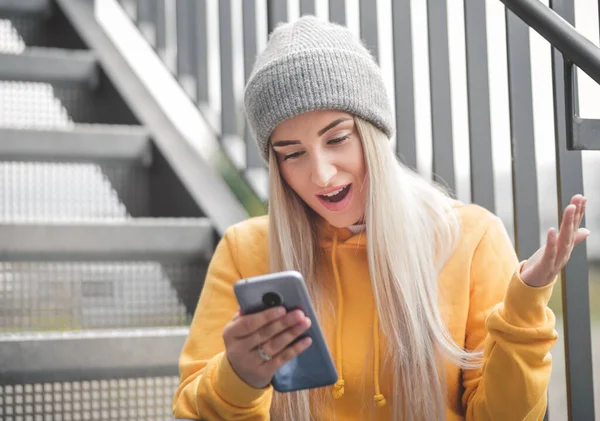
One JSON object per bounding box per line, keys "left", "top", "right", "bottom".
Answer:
{"left": 257, "top": 345, "right": 272, "bottom": 362}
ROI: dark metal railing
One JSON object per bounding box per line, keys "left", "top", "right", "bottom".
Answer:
{"left": 500, "top": 0, "right": 599, "bottom": 419}
{"left": 117, "top": 0, "right": 599, "bottom": 419}
{"left": 503, "top": 0, "right": 600, "bottom": 84}
{"left": 502, "top": 0, "right": 600, "bottom": 152}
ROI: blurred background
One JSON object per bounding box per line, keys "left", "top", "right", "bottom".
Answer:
{"left": 0, "top": 0, "right": 599, "bottom": 420}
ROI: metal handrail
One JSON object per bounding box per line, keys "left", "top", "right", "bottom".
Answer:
{"left": 501, "top": 0, "right": 600, "bottom": 152}
{"left": 501, "top": 0, "right": 600, "bottom": 85}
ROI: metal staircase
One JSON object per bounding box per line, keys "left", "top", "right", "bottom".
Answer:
{"left": 0, "top": 1, "right": 233, "bottom": 419}
{"left": 2, "top": 0, "right": 600, "bottom": 419}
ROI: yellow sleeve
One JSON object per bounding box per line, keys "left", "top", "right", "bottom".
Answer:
{"left": 172, "top": 226, "right": 273, "bottom": 420}
{"left": 462, "top": 216, "right": 558, "bottom": 421}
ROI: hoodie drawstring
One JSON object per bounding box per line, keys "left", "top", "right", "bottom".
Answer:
{"left": 373, "top": 311, "right": 387, "bottom": 407}
{"left": 329, "top": 231, "right": 386, "bottom": 407}
{"left": 331, "top": 232, "right": 345, "bottom": 399}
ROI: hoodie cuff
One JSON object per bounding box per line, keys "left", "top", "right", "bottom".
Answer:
{"left": 211, "top": 353, "right": 272, "bottom": 408}
{"left": 500, "top": 261, "right": 556, "bottom": 328}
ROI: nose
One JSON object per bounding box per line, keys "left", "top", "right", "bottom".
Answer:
{"left": 311, "top": 153, "right": 337, "bottom": 188}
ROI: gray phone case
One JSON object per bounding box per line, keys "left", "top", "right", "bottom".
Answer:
{"left": 233, "top": 270, "right": 338, "bottom": 393}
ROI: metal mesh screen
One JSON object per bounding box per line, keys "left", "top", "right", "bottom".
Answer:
{"left": 0, "top": 15, "right": 47, "bottom": 48}
{"left": 2, "top": 81, "right": 99, "bottom": 126}
{"left": 100, "top": 165, "right": 150, "bottom": 218}
{"left": 0, "top": 261, "right": 204, "bottom": 332}
{"left": 1, "top": 79, "right": 122, "bottom": 125}
{"left": 0, "top": 162, "right": 152, "bottom": 221}
{"left": 0, "top": 82, "right": 74, "bottom": 129}
{"left": 0, "top": 377, "right": 179, "bottom": 421}
{"left": 0, "top": 18, "right": 25, "bottom": 53}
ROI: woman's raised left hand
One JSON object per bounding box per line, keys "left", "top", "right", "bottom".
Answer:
{"left": 520, "top": 194, "right": 591, "bottom": 288}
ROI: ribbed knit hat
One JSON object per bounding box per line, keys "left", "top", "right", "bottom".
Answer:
{"left": 244, "top": 15, "right": 395, "bottom": 162}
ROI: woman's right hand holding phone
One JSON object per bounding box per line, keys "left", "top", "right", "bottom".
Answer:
{"left": 223, "top": 306, "right": 313, "bottom": 389}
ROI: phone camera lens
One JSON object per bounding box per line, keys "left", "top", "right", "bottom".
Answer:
{"left": 262, "top": 292, "right": 282, "bottom": 307}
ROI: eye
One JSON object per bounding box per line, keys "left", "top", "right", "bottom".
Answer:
{"left": 283, "top": 151, "right": 304, "bottom": 161}
{"left": 328, "top": 134, "right": 350, "bottom": 145}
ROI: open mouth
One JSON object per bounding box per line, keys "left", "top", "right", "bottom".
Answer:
{"left": 319, "top": 184, "right": 351, "bottom": 203}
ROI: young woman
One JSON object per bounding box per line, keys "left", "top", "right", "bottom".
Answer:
{"left": 172, "top": 16, "right": 589, "bottom": 421}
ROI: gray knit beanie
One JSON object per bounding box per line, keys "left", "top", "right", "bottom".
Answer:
{"left": 244, "top": 15, "right": 395, "bottom": 162}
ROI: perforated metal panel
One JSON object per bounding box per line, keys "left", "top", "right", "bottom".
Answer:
{"left": 0, "top": 162, "right": 151, "bottom": 220}
{"left": 0, "top": 377, "right": 179, "bottom": 421}
{"left": 0, "top": 261, "right": 205, "bottom": 332}
{"left": 0, "top": 18, "right": 26, "bottom": 53}
{"left": 0, "top": 15, "right": 46, "bottom": 48}
{"left": 0, "top": 81, "right": 74, "bottom": 129}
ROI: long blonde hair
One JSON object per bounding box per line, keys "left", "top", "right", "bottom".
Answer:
{"left": 267, "top": 117, "right": 483, "bottom": 420}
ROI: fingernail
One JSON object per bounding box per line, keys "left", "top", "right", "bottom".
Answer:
{"left": 582, "top": 228, "right": 591, "bottom": 236}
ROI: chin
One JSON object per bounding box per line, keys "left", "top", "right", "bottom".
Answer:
{"left": 320, "top": 212, "right": 363, "bottom": 228}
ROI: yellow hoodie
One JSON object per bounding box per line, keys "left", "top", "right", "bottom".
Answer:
{"left": 173, "top": 203, "right": 558, "bottom": 420}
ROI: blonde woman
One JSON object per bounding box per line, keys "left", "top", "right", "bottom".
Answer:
{"left": 173, "top": 16, "right": 589, "bottom": 421}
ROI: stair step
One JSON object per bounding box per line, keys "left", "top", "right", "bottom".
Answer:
{"left": 0, "top": 0, "right": 50, "bottom": 15}
{"left": 0, "top": 219, "right": 214, "bottom": 262}
{"left": 0, "top": 327, "right": 189, "bottom": 384}
{"left": 0, "top": 125, "right": 152, "bottom": 165}
{"left": 0, "top": 48, "right": 98, "bottom": 87}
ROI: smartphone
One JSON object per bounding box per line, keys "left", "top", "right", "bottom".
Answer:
{"left": 233, "top": 270, "right": 338, "bottom": 393}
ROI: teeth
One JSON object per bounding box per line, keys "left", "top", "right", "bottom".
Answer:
{"left": 322, "top": 186, "right": 345, "bottom": 197}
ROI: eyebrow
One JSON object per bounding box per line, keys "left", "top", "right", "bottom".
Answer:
{"left": 271, "top": 118, "right": 352, "bottom": 148}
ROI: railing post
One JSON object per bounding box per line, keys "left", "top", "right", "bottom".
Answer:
{"left": 175, "top": 0, "right": 197, "bottom": 100}
{"left": 218, "top": 0, "right": 238, "bottom": 137}
{"left": 550, "top": 0, "right": 596, "bottom": 418}
{"left": 329, "top": 0, "right": 346, "bottom": 25}
{"left": 359, "top": 0, "right": 379, "bottom": 61}
{"left": 391, "top": 0, "right": 417, "bottom": 169}
{"left": 464, "top": 0, "right": 495, "bottom": 213}
{"left": 300, "top": 0, "right": 315, "bottom": 16}
{"left": 193, "top": 0, "right": 209, "bottom": 105}
{"left": 426, "top": 0, "right": 456, "bottom": 191}
{"left": 505, "top": 7, "right": 540, "bottom": 260}
{"left": 242, "top": 0, "right": 264, "bottom": 169}
{"left": 155, "top": 0, "right": 167, "bottom": 64}
{"left": 267, "top": 0, "right": 287, "bottom": 34}
{"left": 136, "top": 0, "right": 157, "bottom": 47}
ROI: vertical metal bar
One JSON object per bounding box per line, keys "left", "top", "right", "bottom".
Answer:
{"left": 426, "top": 0, "right": 456, "bottom": 191}
{"left": 359, "top": 0, "right": 379, "bottom": 60}
{"left": 163, "top": 0, "right": 178, "bottom": 73}
{"left": 135, "top": 0, "right": 149, "bottom": 22}
{"left": 155, "top": 0, "right": 167, "bottom": 61}
{"left": 136, "top": 0, "right": 157, "bottom": 46}
{"left": 505, "top": 9, "right": 540, "bottom": 260}
{"left": 391, "top": 0, "right": 417, "bottom": 169}
{"left": 329, "top": 0, "right": 346, "bottom": 25}
{"left": 558, "top": 61, "right": 596, "bottom": 417}
{"left": 175, "top": 0, "right": 192, "bottom": 75}
{"left": 121, "top": 0, "right": 137, "bottom": 20}
{"left": 464, "top": 0, "right": 495, "bottom": 212}
{"left": 300, "top": 0, "right": 315, "bottom": 16}
{"left": 550, "top": 0, "right": 595, "bottom": 418}
{"left": 243, "top": 0, "right": 264, "bottom": 168}
{"left": 176, "top": 0, "right": 197, "bottom": 100}
{"left": 565, "top": 60, "right": 576, "bottom": 150}
{"left": 219, "top": 0, "right": 238, "bottom": 135}
{"left": 267, "top": 0, "right": 288, "bottom": 33}
{"left": 194, "top": 0, "right": 209, "bottom": 104}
